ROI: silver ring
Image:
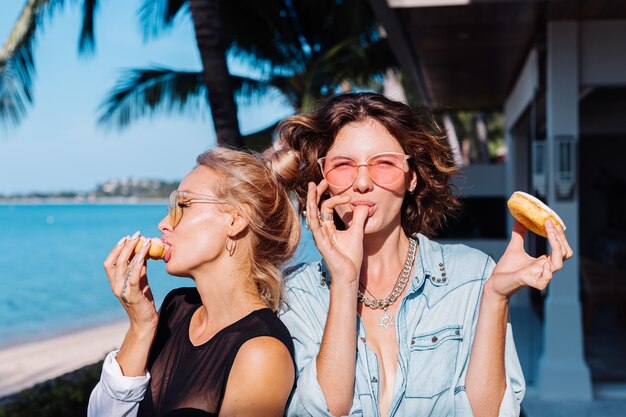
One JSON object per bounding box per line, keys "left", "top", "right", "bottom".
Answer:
{"left": 319, "top": 212, "right": 334, "bottom": 222}
{"left": 303, "top": 210, "right": 311, "bottom": 229}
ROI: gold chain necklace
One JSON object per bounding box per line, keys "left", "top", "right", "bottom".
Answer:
{"left": 357, "top": 238, "right": 417, "bottom": 328}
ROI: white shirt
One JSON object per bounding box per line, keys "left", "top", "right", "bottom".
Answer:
{"left": 87, "top": 350, "right": 150, "bottom": 417}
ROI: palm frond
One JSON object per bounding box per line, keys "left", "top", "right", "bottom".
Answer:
{"left": 78, "top": 0, "right": 99, "bottom": 54}
{"left": 286, "top": 0, "right": 378, "bottom": 58}
{"left": 0, "top": 0, "right": 73, "bottom": 127}
{"left": 262, "top": 74, "right": 302, "bottom": 109}
{"left": 0, "top": 0, "right": 71, "bottom": 129}
{"left": 231, "top": 74, "right": 284, "bottom": 106}
{"left": 224, "top": 0, "right": 306, "bottom": 74}
{"left": 322, "top": 0, "right": 380, "bottom": 47}
{"left": 138, "top": 0, "right": 189, "bottom": 41}
{"left": 288, "top": 0, "right": 336, "bottom": 51}
{"left": 227, "top": 0, "right": 372, "bottom": 74}
{"left": 279, "top": 35, "right": 396, "bottom": 112}
{"left": 0, "top": 0, "right": 73, "bottom": 62}
{"left": 318, "top": 37, "right": 396, "bottom": 83}
{"left": 97, "top": 67, "right": 207, "bottom": 130}
{"left": 0, "top": 47, "right": 33, "bottom": 129}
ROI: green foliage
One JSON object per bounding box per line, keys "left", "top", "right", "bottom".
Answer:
{"left": 0, "top": 360, "right": 103, "bottom": 417}
{"left": 97, "top": 68, "right": 207, "bottom": 129}
{"left": 434, "top": 110, "right": 505, "bottom": 164}
{"left": 1, "top": 0, "right": 94, "bottom": 129}
{"left": 99, "top": 0, "right": 397, "bottom": 131}
{"left": 485, "top": 111, "right": 505, "bottom": 159}
{"left": 3, "top": 0, "right": 396, "bottom": 149}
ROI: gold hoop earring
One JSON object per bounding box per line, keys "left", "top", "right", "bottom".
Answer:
{"left": 225, "top": 235, "right": 237, "bottom": 257}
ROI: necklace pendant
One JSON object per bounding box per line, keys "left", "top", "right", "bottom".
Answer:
{"left": 379, "top": 308, "right": 394, "bottom": 329}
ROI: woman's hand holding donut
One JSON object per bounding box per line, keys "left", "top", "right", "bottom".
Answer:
{"left": 485, "top": 220, "right": 574, "bottom": 301}
{"left": 305, "top": 181, "right": 369, "bottom": 286}
{"left": 103, "top": 232, "right": 159, "bottom": 333}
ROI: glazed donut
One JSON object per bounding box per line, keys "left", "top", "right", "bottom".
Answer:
{"left": 507, "top": 191, "right": 566, "bottom": 238}
{"left": 134, "top": 237, "right": 166, "bottom": 260}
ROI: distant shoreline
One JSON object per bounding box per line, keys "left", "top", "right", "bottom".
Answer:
{"left": 0, "top": 197, "right": 168, "bottom": 205}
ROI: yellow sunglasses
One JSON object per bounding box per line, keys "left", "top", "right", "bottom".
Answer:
{"left": 168, "top": 190, "right": 226, "bottom": 228}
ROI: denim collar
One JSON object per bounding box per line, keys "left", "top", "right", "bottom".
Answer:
{"left": 411, "top": 233, "right": 449, "bottom": 294}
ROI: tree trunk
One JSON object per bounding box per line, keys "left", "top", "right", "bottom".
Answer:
{"left": 473, "top": 112, "right": 490, "bottom": 163}
{"left": 188, "top": 0, "right": 243, "bottom": 148}
{"left": 443, "top": 113, "right": 463, "bottom": 167}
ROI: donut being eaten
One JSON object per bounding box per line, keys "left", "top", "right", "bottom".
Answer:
{"left": 134, "top": 237, "right": 166, "bottom": 260}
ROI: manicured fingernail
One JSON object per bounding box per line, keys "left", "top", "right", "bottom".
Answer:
{"left": 116, "top": 236, "right": 128, "bottom": 247}
{"left": 131, "top": 231, "right": 140, "bottom": 240}
{"left": 142, "top": 238, "right": 150, "bottom": 248}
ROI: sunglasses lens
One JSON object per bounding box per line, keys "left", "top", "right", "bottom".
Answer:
{"left": 321, "top": 154, "right": 407, "bottom": 187}
{"left": 322, "top": 158, "right": 357, "bottom": 188}
{"left": 368, "top": 154, "right": 406, "bottom": 185}
{"left": 168, "top": 191, "right": 181, "bottom": 227}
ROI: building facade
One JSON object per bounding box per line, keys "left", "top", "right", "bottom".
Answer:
{"left": 370, "top": 0, "right": 626, "bottom": 403}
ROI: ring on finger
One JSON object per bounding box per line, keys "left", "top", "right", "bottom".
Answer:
{"left": 303, "top": 210, "right": 311, "bottom": 230}
{"left": 319, "top": 212, "right": 334, "bottom": 222}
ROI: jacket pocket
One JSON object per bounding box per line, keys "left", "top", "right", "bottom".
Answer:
{"left": 405, "top": 325, "right": 463, "bottom": 398}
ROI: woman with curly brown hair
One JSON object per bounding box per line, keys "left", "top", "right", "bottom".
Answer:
{"left": 266, "top": 92, "right": 572, "bottom": 417}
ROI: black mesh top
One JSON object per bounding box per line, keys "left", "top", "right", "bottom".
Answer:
{"left": 137, "top": 287, "right": 295, "bottom": 417}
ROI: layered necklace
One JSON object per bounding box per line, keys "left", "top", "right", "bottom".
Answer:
{"left": 357, "top": 238, "right": 417, "bottom": 328}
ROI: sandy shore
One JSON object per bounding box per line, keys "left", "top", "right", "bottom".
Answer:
{"left": 0, "top": 320, "right": 129, "bottom": 398}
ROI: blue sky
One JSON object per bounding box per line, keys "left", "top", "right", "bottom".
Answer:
{"left": 0, "top": 0, "right": 293, "bottom": 194}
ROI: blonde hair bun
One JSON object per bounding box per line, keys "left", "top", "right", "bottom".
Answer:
{"left": 263, "top": 145, "right": 301, "bottom": 188}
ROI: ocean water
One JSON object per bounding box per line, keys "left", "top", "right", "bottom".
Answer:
{"left": 0, "top": 204, "right": 319, "bottom": 347}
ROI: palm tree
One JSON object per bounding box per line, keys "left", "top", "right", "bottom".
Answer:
{"left": 1, "top": 0, "right": 101, "bottom": 126}
{"left": 98, "top": 0, "right": 396, "bottom": 149}
{"left": 188, "top": 0, "right": 242, "bottom": 147}
{"left": 1, "top": 0, "right": 54, "bottom": 129}
{"left": 1, "top": 0, "right": 244, "bottom": 147}
{"left": 1, "top": 0, "right": 396, "bottom": 149}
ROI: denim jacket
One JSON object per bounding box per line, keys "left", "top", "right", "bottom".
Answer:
{"left": 278, "top": 233, "right": 525, "bottom": 417}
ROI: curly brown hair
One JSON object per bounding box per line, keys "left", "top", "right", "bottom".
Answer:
{"left": 267, "top": 92, "right": 461, "bottom": 237}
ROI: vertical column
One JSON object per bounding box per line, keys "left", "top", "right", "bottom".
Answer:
{"left": 503, "top": 45, "right": 542, "bottom": 382}
{"left": 538, "top": 21, "right": 593, "bottom": 400}
{"left": 505, "top": 127, "right": 542, "bottom": 384}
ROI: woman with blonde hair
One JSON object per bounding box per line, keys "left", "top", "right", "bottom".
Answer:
{"left": 268, "top": 92, "right": 572, "bottom": 417}
{"left": 88, "top": 147, "right": 300, "bottom": 417}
